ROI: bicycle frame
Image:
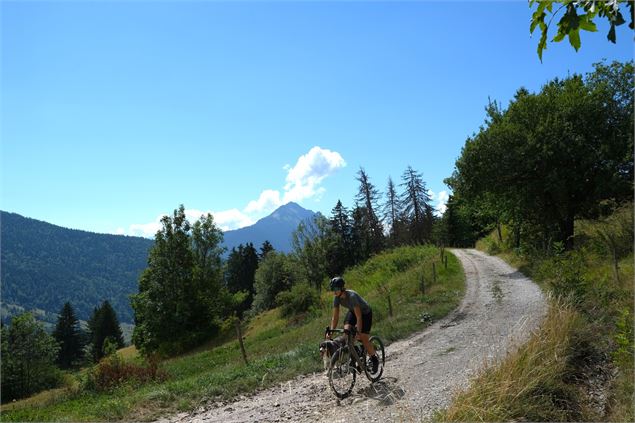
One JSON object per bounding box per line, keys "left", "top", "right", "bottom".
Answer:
{"left": 325, "top": 327, "right": 367, "bottom": 374}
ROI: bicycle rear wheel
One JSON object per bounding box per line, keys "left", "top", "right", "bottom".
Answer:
{"left": 364, "top": 336, "right": 385, "bottom": 382}
{"left": 328, "top": 346, "right": 356, "bottom": 399}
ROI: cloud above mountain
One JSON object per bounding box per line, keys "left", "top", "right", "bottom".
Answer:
{"left": 121, "top": 146, "right": 346, "bottom": 237}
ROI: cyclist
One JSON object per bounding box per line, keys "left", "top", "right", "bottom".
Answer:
{"left": 327, "top": 276, "right": 379, "bottom": 374}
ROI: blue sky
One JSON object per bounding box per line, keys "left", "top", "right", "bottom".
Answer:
{"left": 2, "top": 1, "right": 632, "bottom": 237}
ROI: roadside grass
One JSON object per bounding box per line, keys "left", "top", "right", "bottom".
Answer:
{"left": 437, "top": 299, "right": 594, "bottom": 422}
{"left": 438, "top": 218, "right": 634, "bottom": 422}
{"left": 1, "top": 245, "right": 465, "bottom": 422}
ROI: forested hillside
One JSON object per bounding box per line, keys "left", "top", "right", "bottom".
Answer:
{"left": 1, "top": 211, "right": 153, "bottom": 324}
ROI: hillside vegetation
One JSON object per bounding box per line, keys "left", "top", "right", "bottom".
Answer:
{"left": 1, "top": 245, "right": 465, "bottom": 421}
{"left": 0, "top": 211, "right": 152, "bottom": 324}
{"left": 437, "top": 204, "right": 634, "bottom": 422}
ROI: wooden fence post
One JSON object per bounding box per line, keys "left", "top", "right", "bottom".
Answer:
{"left": 236, "top": 318, "right": 248, "bottom": 366}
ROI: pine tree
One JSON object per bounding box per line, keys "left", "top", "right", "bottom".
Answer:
{"left": 329, "top": 200, "right": 352, "bottom": 274}
{"left": 400, "top": 166, "right": 433, "bottom": 244}
{"left": 382, "top": 177, "right": 405, "bottom": 247}
{"left": 88, "top": 300, "right": 124, "bottom": 361}
{"left": 52, "top": 302, "right": 84, "bottom": 369}
{"left": 225, "top": 243, "right": 259, "bottom": 316}
{"left": 355, "top": 168, "right": 385, "bottom": 255}
{"left": 259, "top": 240, "right": 275, "bottom": 260}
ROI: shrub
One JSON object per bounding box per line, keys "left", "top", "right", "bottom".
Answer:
{"left": 84, "top": 350, "right": 166, "bottom": 392}
{"left": 276, "top": 282, "right": 319, "bottom": 318}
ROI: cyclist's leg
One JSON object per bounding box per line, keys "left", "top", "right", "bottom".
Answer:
{"left": 359, "top": 311, "right": 376, "bottom": 356}
{"left": 343, "top": 310, "right": 355, "bottom": 332}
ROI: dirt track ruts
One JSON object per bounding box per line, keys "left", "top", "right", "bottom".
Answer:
{"left": 155, "top": 249, "right": 547, "bottom": 423}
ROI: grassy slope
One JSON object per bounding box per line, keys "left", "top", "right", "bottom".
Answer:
{"left": 2, "top": 245, "right": 465, "bottom": 422}
{"left": 437, "top": 227, "right": 634, "bottom": 422}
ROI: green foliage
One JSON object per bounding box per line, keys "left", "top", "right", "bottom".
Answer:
{"left": 224, "top": 243, "right": 259, "bottom": 317}
{"left": 449, "top": 61, "right": 633, "bottom": 252}
{"left": 276, "top": 282, "right": 320, "bottom": 318}
{"left": 1, "top": 313, "right": 62, "bottom": 402}
{"left": 292, "top": 215, "right": 333, "bottom": 291}
{"left": 131, "top": 205, "right": 229, "bottom": 356}
{"left": 88, "top": 300, "right": 124, "bottom": 362}
{"left": 52, "top": 302, "right": 84, "bottom": 369}
{"left": 530, "top": 0, "right": 634, "bottom": 61}
{"left": 251, "top": 252, "right": 301, "bottom": 313}
{"left": 0, "top": 211, "right": 152, "bottom": 324}
{"left": 613, "top": 307, "right": 634, "bottom": 368}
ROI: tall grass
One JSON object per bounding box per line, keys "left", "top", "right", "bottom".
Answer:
{"left": 1, "top": 245, "right": 465, "bottom": 422}
{"left": 438, "top": 299, "right": 593, "bottom": 422}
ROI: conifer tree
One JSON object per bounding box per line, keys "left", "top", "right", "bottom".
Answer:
{"left": 225, "top": 243, "right": 259, "bottom": 316}
{"left": 400, "top": 166, "right": 433, "bottom": 244}
{"left": 355, "top": 168, "right": 385, "bottom": 255}
{"left": 259, "top": 240, "right": 275, "bottom": 260}
{"left": 88, "top": 300, "right": 124, "bottom": 361}
{"left": 329, "top": 200, "right": 353, "bottom": 274}
{"left": 52, "top": 302, "right": 84, "bottom": 368}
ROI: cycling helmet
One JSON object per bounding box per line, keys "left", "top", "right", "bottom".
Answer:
{"left": 329, "top": 276, "right": 345, "bottom": 291}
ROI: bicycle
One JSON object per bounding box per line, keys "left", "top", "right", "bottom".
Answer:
{"left": 324, "top": 327, "right": 385, "bottom": 399}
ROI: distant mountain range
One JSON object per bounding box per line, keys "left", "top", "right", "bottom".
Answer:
{"left": 0, "top": 203, "right": 316, "bottom": 325}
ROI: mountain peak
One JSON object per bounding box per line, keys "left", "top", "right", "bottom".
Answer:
{"left": 223, "top": 202, "right": 316, "bottom": 254}
{"left": 269, "top": 202, "right": 313, "bottom": 221}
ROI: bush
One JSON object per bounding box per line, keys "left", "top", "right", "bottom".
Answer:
{"left": 84, "top": 351, "right": 166, "bottom": 392}
{"left": 276, "top": 282, "right": 319, "bottom": 318}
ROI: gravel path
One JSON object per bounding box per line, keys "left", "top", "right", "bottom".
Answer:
{"left": 156, "top": 249, "right": 547, "bottom": 423}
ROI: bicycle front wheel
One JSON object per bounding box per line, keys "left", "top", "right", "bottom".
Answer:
{"left": 328, "top": 346, "right": 356, "bottom": 399}
{"left": 364, "top": 336, "right": 385, "bottom": 382}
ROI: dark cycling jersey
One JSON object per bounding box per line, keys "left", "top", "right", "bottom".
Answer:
{"left": 333, "top": 289, "right": 371, "bottom": 315}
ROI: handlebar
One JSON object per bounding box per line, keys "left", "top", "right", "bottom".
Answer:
{"left": 324, "top": 326, "right": 357, "bottom": 337}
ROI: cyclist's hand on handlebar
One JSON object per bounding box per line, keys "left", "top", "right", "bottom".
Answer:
{"left": 324, "top": 326, "right": 332, "bottom": 340}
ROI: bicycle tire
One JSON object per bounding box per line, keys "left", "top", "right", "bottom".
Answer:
{"left": 328, "top": 346, "right": 356, "bottom": 399}
{"left": 364, "top": 336, "right": 385, "bottom": 382}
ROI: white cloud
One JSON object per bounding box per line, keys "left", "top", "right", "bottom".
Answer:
{"left": 212, "top": 208, "right": 254, "bottom": 231}
{"left": 122, "top": 146, "right": 345, "bottom": 236}
{"left": 433, "top": 190, "right": 450, "bottom": 216}
{"left": 282, "top": 146, "right": 346, "bottom": 204}
{"left": 129, "top": 214, "right": 166, "bottom": 238}
{"left": 244, "top": 189, "right": 282, "bottom": 214}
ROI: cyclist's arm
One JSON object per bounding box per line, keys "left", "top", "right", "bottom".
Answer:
{"left": 330, "top": 306, "right": 340, "bottom": 332}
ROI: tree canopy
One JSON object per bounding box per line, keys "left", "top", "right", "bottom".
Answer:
{"left": 1, "top": 313, "right": 61, "bottom": 402}
{"left": 447, "top": 61, "right": 633, "bottom": 251}
{"left": 131, "top": 205, "right": 228, "bottom": 355}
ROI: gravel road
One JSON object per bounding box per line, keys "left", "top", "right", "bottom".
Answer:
{"left": 156, "top": 249, "right": 547, "bottom": 423}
